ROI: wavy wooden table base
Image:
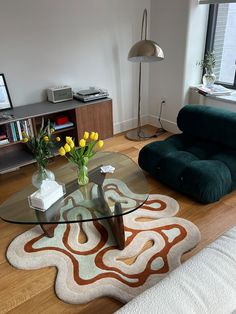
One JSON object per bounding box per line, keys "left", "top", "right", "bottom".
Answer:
{"left": 91, "top": 167, "right": 125, "bottom": 250}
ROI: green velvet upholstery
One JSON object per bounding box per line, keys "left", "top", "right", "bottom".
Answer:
{"left": 177, "top": 104, "right": 236, "bottom": 149}
{"left": 138, "top": 105, "right": 236, "bottom": 203}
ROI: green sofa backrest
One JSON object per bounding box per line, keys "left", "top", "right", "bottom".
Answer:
{"left": 177, "top": 104, "right": 236, "bottom": 149}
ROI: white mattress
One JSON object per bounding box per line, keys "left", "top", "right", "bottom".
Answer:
{"left": 116, "top": 226, "right": 236, "bottom": 314}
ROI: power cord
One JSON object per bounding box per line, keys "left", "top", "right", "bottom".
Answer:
{"left": 137, "top": 100, "right": 166, "bottom": 139}
{"left": 153, "top": 100, "right": 166, "bottom": 137}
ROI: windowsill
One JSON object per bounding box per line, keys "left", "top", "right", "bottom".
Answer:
{"left": 206, "top": 90, "right": 236, "bottom": 104}
{"left": 190, "top": 86, "right": 236, "bottom": 104}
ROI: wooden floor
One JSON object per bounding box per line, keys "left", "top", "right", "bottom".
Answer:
{"left": 1, "top": 127, "right": 236, "bottom": 313}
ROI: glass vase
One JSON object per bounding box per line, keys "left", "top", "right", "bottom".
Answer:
{"left": 203, "top": 68, "right": 216, "bottom": 88}
{"left": 77, "top": 165, "right": 89, "bottom": 186}
{"left": 32, "top": 167, "right": 55, "bottom": 188}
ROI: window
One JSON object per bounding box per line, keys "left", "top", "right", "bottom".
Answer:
{"left": 205, "top": 3, "right": 236, "bottom": 88}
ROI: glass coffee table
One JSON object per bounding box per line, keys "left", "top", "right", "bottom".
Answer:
{"left": 0, "top": 152, "right": 148, "bottom": 249}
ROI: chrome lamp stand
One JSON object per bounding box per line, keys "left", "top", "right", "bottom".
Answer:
{"left": 125, "top": 8, "right": 165, "bottom": 141}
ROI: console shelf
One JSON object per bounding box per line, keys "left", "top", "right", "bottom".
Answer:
{"left": 53, "top": 127, "right": 75, "bottom": 134}
{"left": 0, "top": 98, "right": 113, "bottom": 174}
{"left": 0, "top": 148, "right": 35, "bottom": 173}
{"left": 0, "top": 140, "right": 22, "bottom": 148}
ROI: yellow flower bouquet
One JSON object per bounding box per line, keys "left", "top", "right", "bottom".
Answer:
{"left": 58, "top": 131, "right": 104, "bottom": 186}
{"left": 22, "top": 119, "right": 60, "bottom": 188}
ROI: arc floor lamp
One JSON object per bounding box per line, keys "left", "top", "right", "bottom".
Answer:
{"left": 126, "top": 8, "right": 165, "bottom": 141}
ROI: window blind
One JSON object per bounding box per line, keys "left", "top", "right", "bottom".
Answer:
{"left": 199, "top": 0, "right": 236, "bottom": 3}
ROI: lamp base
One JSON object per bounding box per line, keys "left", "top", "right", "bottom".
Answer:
{"left": 125, "top": 127, "right": 166, "bottom": 141}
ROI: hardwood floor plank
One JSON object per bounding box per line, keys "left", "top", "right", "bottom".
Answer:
{"left": 0, "top": 221, "right": 31, "bottom": 265}
{"left": 6, "top": 288, "right": 89, "bottom": 314}
{"left": 0, "top": 263, "right": 56, "bottom": 313}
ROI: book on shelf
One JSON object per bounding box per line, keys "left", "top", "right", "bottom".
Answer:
{"left": 24, "top": 120, "right": 30, "bottom": 137}
{"left": 19, "top": 120, "right": 26, "bottom": 138}
{"left": 16, "top": 120, "right": 23, "bottom": 140}
{"left": 195, "top": 84, "right": 233, "bottom": 96}
{"left": 10, "top": 122, "right": 17, "bottom": 142}
{"left": 0, "top": 139, "right": 9, "bottom": 145}
{"left": 14, "top": 121, "right": 20, "bottom": 141}
{"left": 27, "top": 119, "right": 34, "bottom": 137}
{"left": 53, "top": 121, "right": 74, "bottom": 131}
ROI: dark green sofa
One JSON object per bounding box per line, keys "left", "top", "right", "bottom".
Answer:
{"left": 138, "top": 104, "right": 236, "bottom": 203}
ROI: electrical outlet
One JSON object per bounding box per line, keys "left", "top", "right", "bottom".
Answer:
{"left": 161, "top": 97, "right": 166, "bottom": 104}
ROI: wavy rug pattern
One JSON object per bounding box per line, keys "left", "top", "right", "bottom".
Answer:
{"left": 7, "top": 179, "right": 201, "bottom": 304}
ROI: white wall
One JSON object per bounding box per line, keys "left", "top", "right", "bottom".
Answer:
{"left": 0, "top": 0, "right": 212, "bottom": 135}
{"left": 183, "top": 1, "right": 209, "bottom": 103}
{"left": 0, "top": 0, "right": 150, "bottom": 134}
{"left": 149, "top": 0, "right": 208, "bottom": 133}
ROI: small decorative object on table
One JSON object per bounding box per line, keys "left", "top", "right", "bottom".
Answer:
{"left": 100, "top": 165, "right": 115, "bottom": 174}
{"left": 28, "top": 180, "right": 65, "bottom": 211}
{"left": 22, "top": 119, "right": 60, "bottom": 188}
{"left": 197, "top": 51, "right": 216, "bottom": 88}
{"left": 58, "top": 131, "right": 104, "bottom": 186}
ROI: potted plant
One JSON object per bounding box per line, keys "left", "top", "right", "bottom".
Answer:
{"left": 198, "top": 51, "right": 216, "bottom": 88}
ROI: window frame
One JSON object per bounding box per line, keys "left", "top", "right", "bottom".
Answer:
{"left": 205, "top": 3, "right": 236, "bottom": 89}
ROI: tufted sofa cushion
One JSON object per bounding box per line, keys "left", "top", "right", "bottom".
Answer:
{"left": 139, "top": 135, "right": 233, "bottom": 203}
{"left": 177, "top": 104, "right": 236, "bottom": 149}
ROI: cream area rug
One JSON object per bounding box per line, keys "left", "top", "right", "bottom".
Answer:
{"left": 7, "top": 179, "right": 201, "bottom": 304}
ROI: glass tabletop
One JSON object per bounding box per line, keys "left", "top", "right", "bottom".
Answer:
{"left": 0, "top": 152, "right": 149, "bottom": 224}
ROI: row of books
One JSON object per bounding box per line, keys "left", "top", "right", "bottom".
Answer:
{"left": 0, "top": 119, "right": 34, "bottom": 145}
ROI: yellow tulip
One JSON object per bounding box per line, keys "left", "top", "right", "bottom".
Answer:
{"left": 64, "top": 143, "right": 71, "bottom": 152}
{"left": 79, "top": 139, "right": 86, "bottom": 148}
{"left": 66, "top": 136, "right": 73, "bottom": 144}
{"left": 56, "top": 136, "right": 61, "bottom": 142}
{"left": 69, "top": 140, "right": 75, "bottom": 148}
{"left": 22, "top": 131, "right": 27, "bottom": 137}
{"left": 50, "top": 128, "right": 55, "bottom": 133}
{"left": 90, "top": 132, "right": 95, "bottom": 140}
{"left": 43, "top": 136, "right": 49, "bottom": 142}
{"left": 97, "top": 140, "right": 104, "bottom": 148}
{"left": 22, "top": 137, "right": 29, "bottom": 143}
{"left": 93, "top": 132, "right": 99, "bottom": 141}
{"left": 58, "top": 147, "right": 66, "bottom": 156}
{"left": 83, "top": 131, "right": 89, "bottom": 140}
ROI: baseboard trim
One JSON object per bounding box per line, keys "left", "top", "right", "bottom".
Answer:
{"left": 113, "top": 115, "right": 149, "bottom": 134}
{"left": 114, "top": 115, "right": 180, "bottom": 134}
{"left": 148, "top": 115, "right": 180, "bottom": 134}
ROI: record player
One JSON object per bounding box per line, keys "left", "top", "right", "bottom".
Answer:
{"left": 73, "top": 87, "right": 109, "bottom": 102}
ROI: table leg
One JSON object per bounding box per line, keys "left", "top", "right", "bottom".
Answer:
{"left": 109, "top": 202, "right": 125, "bottom": 250}
{"left": 39, "top": 223, "right": 56, "bottom": 238}
{"left": 35, "top": 210, "right": 57, "bottom": 238}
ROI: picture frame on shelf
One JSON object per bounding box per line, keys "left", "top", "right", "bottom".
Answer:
{"left": 0, "top": 74, "right": 13, "bottom": 111}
